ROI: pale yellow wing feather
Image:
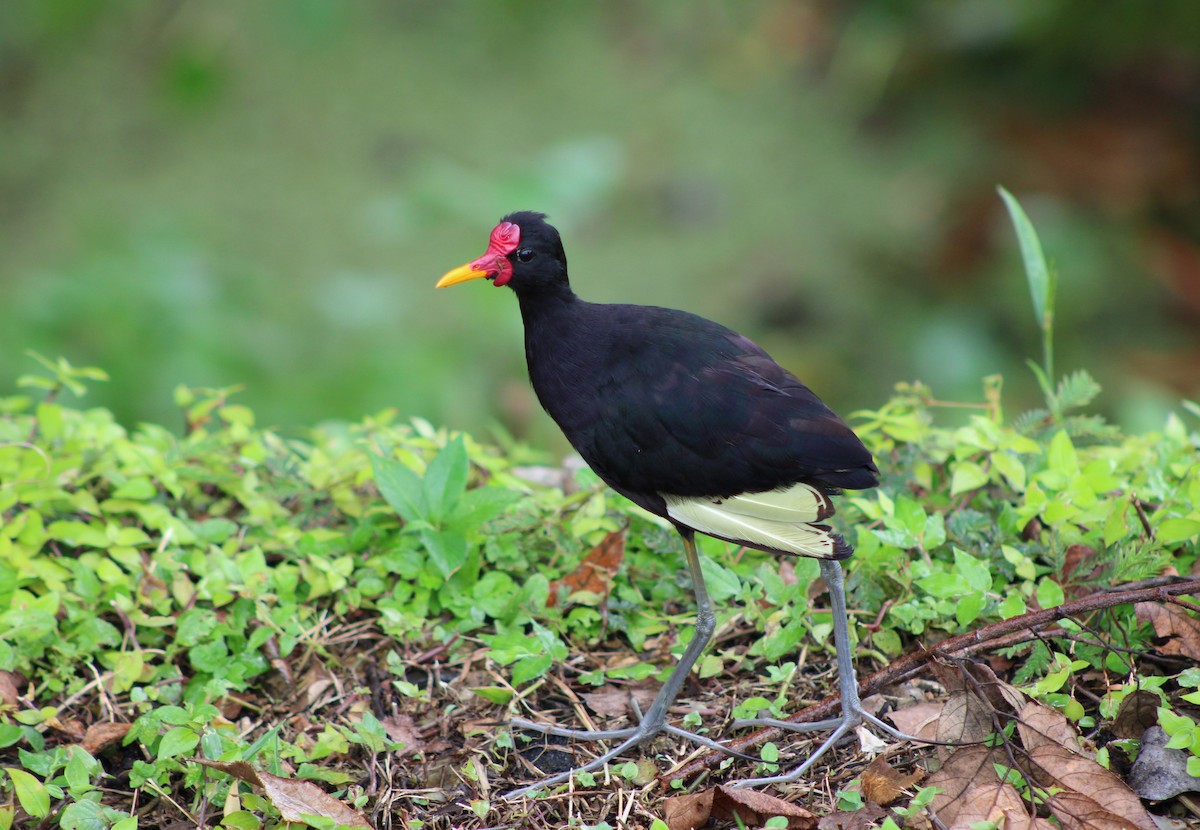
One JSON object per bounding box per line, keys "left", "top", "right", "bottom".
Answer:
{"left": 663, "top": 491, "right": 837, "bottom": 558}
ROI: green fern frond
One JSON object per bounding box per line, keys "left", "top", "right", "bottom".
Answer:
{"left": 1013, "top": 408, "right": 1051, "bottom": 436}
{"left": 1060, "top": 414, "right": 1119, "bottom": 443}
{"left": 1052, "top": 370, "right": 1102, "bottom": 413}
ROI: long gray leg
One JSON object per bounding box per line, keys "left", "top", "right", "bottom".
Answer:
{"left": 731, "top": 559, "right": 916, "bottom": 787}
{"left": 505, "top": 529, "right": 749, "bottom": 799}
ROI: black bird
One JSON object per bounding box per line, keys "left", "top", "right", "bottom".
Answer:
{"left": 437, "top": 212, "right": 905, "bottom": 795}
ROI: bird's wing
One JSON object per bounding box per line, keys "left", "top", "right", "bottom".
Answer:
{"left": 581, "top": 317, "right": 877, "bottom": 502}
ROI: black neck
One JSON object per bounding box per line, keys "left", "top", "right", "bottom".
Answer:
{"left": 515, "top": 281, "right": 579, "bottom": 326}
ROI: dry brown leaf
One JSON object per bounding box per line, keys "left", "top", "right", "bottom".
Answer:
{"left": 581, "top": 684, "right": 656, "bottom": 720}
{"left": 1016, "top": 699, "right": 1086, "bottom": 754}
{"left": 580, "top": 687, "right": 632, "bottom": 720}
{"left": 664, "top": 786, "right": 816, "bottom": 830}
{"left": 381, "top": 714, "right": 425, "bottom": 755}
{"left": 195, "top": 760, "right": 370, "bottom": 828}
{"left": 300, "top": 664, "right": 336, "bottom": 708}
{"left": 1135, "top": 602, "right": 1200, "bottom": 661}
{"left": 1028, "top": 743, "right": 1156, "bottom": 830}
{"left": 80, "top": 722, "right": 131, "bottom": 755}
{"left": 547, "top": 529, "right": 625, "bottom": 608}
{"left": 663, "top": 789, "right": 712, "bottom": 830}
{"left": 860, "top": 755, "right": 922, "bottom": 806}
{"left": 936, "top": 691, "right": 995, "bottom": 748}
{"left": 1061, "top": 544, "right": 1104, "bottom": 593}
{"left": 816, "top": 803, "right": 885, "bottom": 830}
{"left": 926, "top": 746, "right": 1003, "bottom": 823}
{"left": 887, "top": 702, "right": 942, "bottom": 741}
{"left": 941, "top": 779, "right": 1054, "bottom": 830}
{"left": 0, "top": 671, "right": 20, "bottom": 708}
{"left": 927, "top": 747, "right": 1061, "bottom": 830}
{"left": 49, "top": 717, "right": 86, "bottom": 741}
{"left": 1111, "top": 690, "right": 1161, "bottom": 740}
{"left": 1047, "top": 791, "right": 1154, "bottom": 830}
{"left": 710, "top": 786, "right": 816, "bottom": 829}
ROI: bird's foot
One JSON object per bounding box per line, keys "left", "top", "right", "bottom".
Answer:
{"left": 503, "top": 704, "right": 755, "bottom": 799}
{"left": 729, "top": 698, "right": 918, "bottom": 787}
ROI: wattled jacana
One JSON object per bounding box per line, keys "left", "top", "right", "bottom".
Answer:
{"left": 437, "top": 213, "right": 908, "bottom": 795}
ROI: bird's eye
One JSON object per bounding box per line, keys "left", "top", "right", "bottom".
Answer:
{"left": 515, "top": 248, "right": 535, "bottom": 262}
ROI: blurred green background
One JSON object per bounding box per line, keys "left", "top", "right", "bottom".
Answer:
{"left": 3, "top": 0, "right": 1198, "bottom": 449}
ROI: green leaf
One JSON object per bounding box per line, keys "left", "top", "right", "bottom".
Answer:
{"left": 698, "top": 654, "right": 723, "bottom": 679}
{"left": 998, "top": 592, "right": 1026, "bottom": 620}
{"left": 1046, "top": 430, "right": 1078, "bottom": 476}
{"left": 922, "top": 512, "right": 947, "bottom": 549}
{"left": 59, "top": 799, "right": 118, "bottom": 830}
{"left": 1035, "top": 578, "right": 1064, "bottom": 610}
{"left": 451, "top": 487, "right": 519, "bottom": 528}
{"left": 423, "top": 437, "right": 469, "bottom": 522}
{"left": 371, "top": 454, "right": 427, "bottom": 523}
{"left": 1158, "top": 517, "right": 1200, "bottom": 546}
{"left": 157, "top": 726, "right": 200, "bottom": 760}
{"left": 699, "top": 555, "right": 741, "bottom": 603}
{"left": 4, "top": 768, "right": 49, "bottom": 818}
{"left": 64, "top": 747, "right": 97, "bottom": 795}
{"left": 991, "top": 452, "right": 1026, "bottom": 491}
{"left": 732, "top": 697, "right": 774, "bottom": 720}
{"left": 917, "top": 572, "right": 968, "bottom": 599}
{"left": 950, "top": 461, "right": 989, "bottom": 496}
{"left": 954, "top": 549, "right": 992, "bottom": 593}
{"left": 472, "top": 687, "right": 513, "bottom": 705}
{"left": 511, "top": 654, "right": 553, "bottom": 686}
{"left": 420, "top": 528, "right": 469, "bottom": 578}
{"left": 895, "top": 496, "right": 926, "bottom": 537}
{"left": 998, "top": 186, "right": 1055, "bottom": 333}
{"left": 956, "top": 592, "right": 986, "bottom": 627}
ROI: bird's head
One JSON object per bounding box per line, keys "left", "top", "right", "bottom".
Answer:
{"left": 436, "top": 211, "right": 568, "bottom": 294}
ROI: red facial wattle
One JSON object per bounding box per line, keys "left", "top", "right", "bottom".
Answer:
{"left": 436, "top": 221, "right": 523, "bottom": 289}
{"left": 469, "top": 221, "right": 520, "bottom": 287}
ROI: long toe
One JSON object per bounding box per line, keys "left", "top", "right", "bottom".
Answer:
{"left": 504, "top": 712, "right": 754, "bottom": 798}
{"left": 731, "top": 698, "right": 930, "bottom": 787}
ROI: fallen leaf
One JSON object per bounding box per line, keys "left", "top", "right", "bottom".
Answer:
{"left": 0, "top": 671, "right": 20, "bottom": 708}
{"left": 1061, "top": 544, "right": 1103, "bottom": 592}
{"left": 1135, "top": 602, "right": 1200, "bottom": 661}
{"left": 547, "top": 530, "right": 625, "bottom": 607}
{"left": 856, "top": 724, "right": 888, "bottom": 755}
{"left": 936, "top": 691, "right": 994, "bottom": 750}
{"left": 194, "top": 760, "right": 370, "bottom": 828}
{"left": 887, "top": 701, "right": 942, "bottom": 741}
{"left": 926, "top": 746, "right": 1004, "bottom": 823}
{"left": 943, "top": 779, "right": 1056, "bottom": 830}
{"left": 663, "top": 788, "right": 712, "bottom": 830}
{"left": 1111, "top": 690, "right": 1161, "bottom": 740}
{"left": 817, "top": 803, "right": 885, "bottom": 830}
{"left": 1047, "top": 790, "right": 1154, "bottom": 830}
{"left": 49, "top": 717, "right": 86, "bottom": 741}
{"left": 581, "top": 685, "right": 657, "bottom": 720}
{"left": 382, "top": 714, "right": 425, "bottom": 754}
{"left": 664, "top": 785, "right": 815, "bottom": 830}
{"left": 860, "top": 756, "right": 922, "bottom": 806}
{"left": 300, "top": 664, "right": 336, "bottom": 708}
{"left": 1128, "top": 725, "right": 1200, "bottom": 800}
{"left": 1016, "top": 699, "right": 1086, "bottom": 754}
{"left": 709, "top": 786, "right": 816, "bottom": 829}
{"left": 1029, "top": 743, "right": 1156, "bottom": 830}
{"left": 81, "top": 722, "right": 130, "bottom": 755}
